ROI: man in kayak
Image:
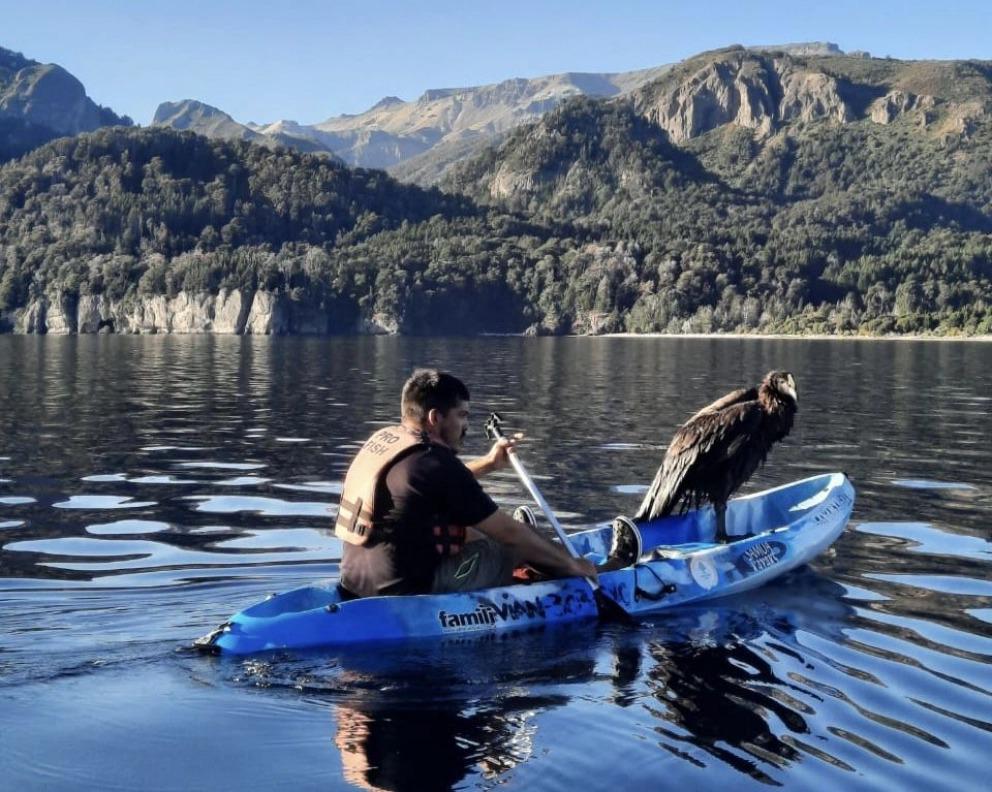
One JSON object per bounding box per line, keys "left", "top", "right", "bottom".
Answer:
{"left": 337, "top": 368, "right": 639, "bottom": 598}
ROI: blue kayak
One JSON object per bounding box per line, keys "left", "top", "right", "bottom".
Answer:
{"left": 197, "top": 472, "right": 854, "bottom": 655}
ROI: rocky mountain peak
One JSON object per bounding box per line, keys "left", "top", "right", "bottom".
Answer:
{"left": 419, "top": 88, "right": 459, "bottom": 103}
{"left": 634, "top": 51, "right": 852, "bottom": 143}
{"left": 141, "top": 57, "right": 669, "bottom": 181}
{"left": 0, "top": 57, "right": 129, "bottom": 136}
{"left": 152, "top": 99, "right": 260, "bottom": 141}
{"left": 153, "top": 99, "right": 222, "bottom": 124}
{"left": 0, "top": 46, "right": 37, "bottom": 79}
{"left": 1, "top": 64, "right": 91, "bottom": 132}
{"left": 370, "top": 95, "right": 404, "bottom": 110}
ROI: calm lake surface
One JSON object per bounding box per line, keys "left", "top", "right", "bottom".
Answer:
{"left": 1, "top": 336, "right": 990, "bottom": 791}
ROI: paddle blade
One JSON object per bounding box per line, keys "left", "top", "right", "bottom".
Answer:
{"left": 594, "top": 588, "right": 635, "bottom": 624}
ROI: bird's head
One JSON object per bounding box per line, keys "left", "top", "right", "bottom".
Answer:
{"left": 764, "top": 371, "right": 798, "bottom": 406}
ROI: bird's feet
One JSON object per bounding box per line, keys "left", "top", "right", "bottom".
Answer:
{"left": 714, "top": 512, "right": 731, "bottom": 544}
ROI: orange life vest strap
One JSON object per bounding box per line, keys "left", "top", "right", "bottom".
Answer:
{"left": 432, "top": 523, "right": 467, "bottom": 557}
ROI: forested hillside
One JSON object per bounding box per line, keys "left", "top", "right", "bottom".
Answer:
{"left": 0, "top": 128, "right": 544, "bottom": 333}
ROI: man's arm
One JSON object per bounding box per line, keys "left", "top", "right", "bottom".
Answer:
{"left": 465, "top": 455, "right": 497, "bottom": 478}
{"left": 456, "top": 436, "right": 592, "bottom": 579}
{"left": 466, "top": 435, "right": 524, "bottom": 478}
{"left": 473, "top": 509, "right": 597, "bottom": 581}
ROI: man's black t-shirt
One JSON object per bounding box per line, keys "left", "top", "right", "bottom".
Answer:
{"left": 339, "top": 445, "right": 498, "bottom": 597}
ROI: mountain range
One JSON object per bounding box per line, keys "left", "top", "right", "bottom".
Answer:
{"left": 0, "top": 41, "right": 990, "bottom": 337}
{"left": 0, "top": 40, "right": 851, "bottom": 182}
{"left": 151, "top": 43, "right": 848, "bottom": 184}
{"left": 152, "top": 67, "right": 673, "bottom": 183}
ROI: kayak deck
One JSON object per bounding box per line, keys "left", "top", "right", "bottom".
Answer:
{"left": 199, "top": 472, "right": 854, "bottom": 655}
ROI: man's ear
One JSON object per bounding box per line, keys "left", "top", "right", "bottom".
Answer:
{"left": 425, "top": 408, "right": 440, "bottom": 428}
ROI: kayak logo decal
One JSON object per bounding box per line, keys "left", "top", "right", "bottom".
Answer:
{"left": 689, "top": 556, "right": 719, "bottom": 590}
{"left": 438, "top": 597, "right": 546, "bottom": 631}
{"left": 736, "top": 541, "right": 786, "bottom": 574}
{"left": 438, "top": 605, "right": 500, "bottom": 629}
{"left": 812, "top": 494, "right": 850, "bottom": 524}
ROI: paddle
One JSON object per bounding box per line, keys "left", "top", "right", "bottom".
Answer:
{"left": 484, "top": 412, "right": 632, "bottom": 622}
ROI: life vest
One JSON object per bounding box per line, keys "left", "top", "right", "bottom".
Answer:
{"left": 335, "top": 424, "right": 467, "bottom": 556}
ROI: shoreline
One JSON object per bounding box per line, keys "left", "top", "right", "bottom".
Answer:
{"left": 0, "top": 330, "right": 990, "bottom": 342}
{"left": 598, "top": 332, "right": 992, "bottom": 342}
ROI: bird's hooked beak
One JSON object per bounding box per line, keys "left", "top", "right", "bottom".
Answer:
{"left": 782, "top": 374, "right": 798, "bottom": 405}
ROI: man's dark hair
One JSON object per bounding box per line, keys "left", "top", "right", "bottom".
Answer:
{"left": 402, "top": 369, "right": 470, "bottom": 422}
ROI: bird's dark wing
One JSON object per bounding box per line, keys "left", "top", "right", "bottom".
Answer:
{"left": 683, "top": 387, "right": 758, "bottom": 425}
{"left": 635, "top": 401, "right": 763, "bottom": 521}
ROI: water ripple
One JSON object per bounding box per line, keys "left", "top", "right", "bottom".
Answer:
{"left": 176, "top": 462, "right": 267, "bottom": 471}
{"left": 86, "top": 520, "right": 170, "bottom": 535}
{"left": 184, "top": 495, "right": 333, "bottom": 517}
{"left": 864, "top": 574, "right": 992, "bottom": 597}
{"left": 53, "top": 496, "right": 157, "bottom": 510}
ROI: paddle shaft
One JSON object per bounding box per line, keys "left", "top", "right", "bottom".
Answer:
{"left": 484, "top": 418, "right": 581, "bottom": 557}
{"left": 485, "top": 419, "right": 600, "bottom": 586}
{"left": 504, "top": 452, "right": 582, "bottom": 559}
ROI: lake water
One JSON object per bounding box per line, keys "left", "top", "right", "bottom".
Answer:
{"left": 1, "top": 336, "right": 989, "bottom": 791}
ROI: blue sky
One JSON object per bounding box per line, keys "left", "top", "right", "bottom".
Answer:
{"left": 2, "top": 1, "right": 990, "bottom": 125}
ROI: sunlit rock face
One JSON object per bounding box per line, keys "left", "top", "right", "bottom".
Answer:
{"left": 869, "top": 90, "right": 936, "bottom": 124}
{"left": 777, "top": 66, "right": 852, "bottom": 124}
{"left": 242, "top": 291, "right": 287, "bottom": 335}
{"left": 4, "top": 290, "right": 376, "bottom": 336}
{"left": 637, "top": 51, "right": 852, "bottom": 143}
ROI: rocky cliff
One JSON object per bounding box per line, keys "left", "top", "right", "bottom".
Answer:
{"left": 632, "top": 47, "right": 982, "bottom": 143}
{"left": 1, "top": 289, "right": 379, "bottom": 336}
{"left": 635, "top": 49, "right": 855, "bottom": 142}
{"left": 869, "top": 90, "right": 936, "bottom": 125}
